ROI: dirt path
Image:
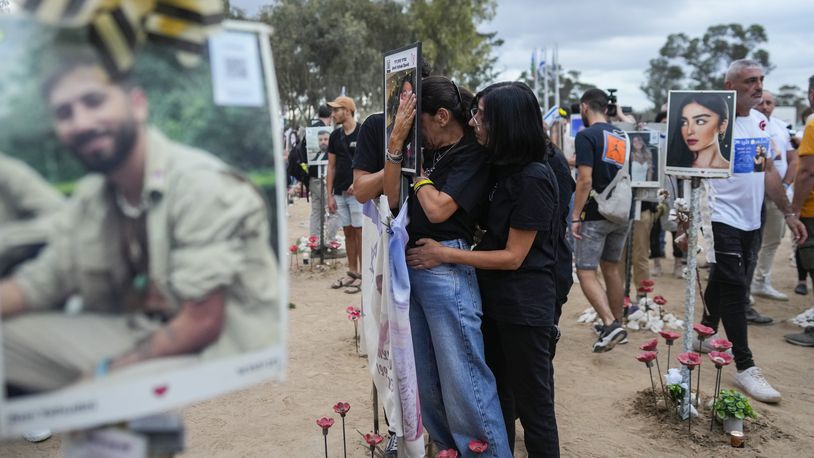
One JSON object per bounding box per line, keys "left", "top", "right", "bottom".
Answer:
{"left": 5, "top": 196, "right": 814, "bottom": 457}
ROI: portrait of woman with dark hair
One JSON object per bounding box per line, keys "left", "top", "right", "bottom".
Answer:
{"left": 665, "top": 91, "right": 734, "bottom": 177}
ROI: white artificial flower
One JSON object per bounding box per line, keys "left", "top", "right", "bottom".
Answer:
{"left": 665, "top": 368, "right": 682, "bottom": 385}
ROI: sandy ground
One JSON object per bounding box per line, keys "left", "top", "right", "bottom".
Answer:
{"left": 5, "top": 195, "right": 814, "bottom": 457}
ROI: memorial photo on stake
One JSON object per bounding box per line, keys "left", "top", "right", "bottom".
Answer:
{"left": 627, "top": 131, "right": 661, "bottom": 188}
{"left": 665, "top": 90, "right": 736, "bottom": 178}
{"left": 384, "top": 43, "right": 421, "bottom": 174}
{"left": 306, "top": 126, "right": 331, "bottom": 166}
{"left": 0, "top": 16, "right": 286, "bottom": 437}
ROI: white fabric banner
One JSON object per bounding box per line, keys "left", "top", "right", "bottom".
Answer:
{"left": 361, "top": 197, "right": 423, "bottom": 457}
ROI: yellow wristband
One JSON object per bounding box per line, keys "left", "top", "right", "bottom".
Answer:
{"left": 412, "top": 179, "right": 433, "bottom": 190}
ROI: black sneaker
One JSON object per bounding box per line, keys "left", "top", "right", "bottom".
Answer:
{"left": 795, "top": 282, "right": 808, "bottom": 295}
{"left": 745, "top": 307, "right": 774, "bottom": 325}
{"left": 593, "top": 320, "right": 627, "bottom": 353}
{"left": 384, "top": 432, "right": 398, "bottom": 457}
{"left": 785, "top": 327, "right": 814, "bottom": 347}
{"left": 595, "top": 322, "right": 627, "bottom": 343}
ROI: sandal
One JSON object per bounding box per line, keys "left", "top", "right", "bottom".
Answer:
{"left": 331, "top": 271, "right": 361, "bottom": 289}
{"left": 344, "top": 277, "right": 362, "bottom": 294}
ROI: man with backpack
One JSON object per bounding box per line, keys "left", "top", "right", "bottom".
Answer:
{"left": 571, "top": 88, "right": 631, "bottom": 353}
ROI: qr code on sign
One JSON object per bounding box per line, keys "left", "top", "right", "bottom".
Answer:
{"left": 225, "top": 58, "right": 248, "bottom": 79}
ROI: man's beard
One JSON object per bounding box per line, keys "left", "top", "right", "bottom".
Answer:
{"left": 68, "top": 121, "right": 138, "bottom": 174}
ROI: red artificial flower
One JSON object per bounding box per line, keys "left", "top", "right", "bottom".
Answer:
{"left": 333, "top": 402, "right": 350, "bottom": 417}
{"left": 309, "top": 235, "right": 319, "bottom": 243}
{"left": 308, "top": 242, "right": 318, "bottom": 250}
{"left": 316, "top": 417, "right": 334, "bottom": 433}
{"left": 653, "top": 295, "right": 667, "bottom": 305}
{"left": 677, "top": 351, "right": 702, "bottom": 369}
{"left": 640, "top": 338, "right": 658, "bottom": 352}
{"left": 364, "top": 432, "right": 383, "bottom": 447}
{"left": 329, "top": 240, "right": 342, "bottom": 249}
{"left": 709, "top": 338, "right": 732, "bottom": 352}
{"left": 635, "top": 351, "right": 658, "bottom": 364}
{"left": 468, "top": 440, "right": 489, "bottom": 454}
{"left": 659, "top": 330, "right": 681, "bottom": 344}
{"left": 708, "top": 351, "right": 734, "bottom": 367}
{"left": 346, "top": 306, "right": 361, "bottom": 321}
{"left": 640, "top": 279, "right": 655, "bottom": 288}
{"left": 289, "top": 244, "right": 299, "bottom": 254}
{"left": 436, "top": 450, "right": 459, "bottom": 458}
{"left": 693, "top": 323, "right": 715, "bottom": 339}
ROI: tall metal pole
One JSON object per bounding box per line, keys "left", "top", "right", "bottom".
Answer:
{"left": 681, "top": 177, "right": 702, "bottom": 418}
{"left": 319, "top": 165, "right": 326, "bottom": 264}
{"left": 541, "top": 46, "right": 549, "bottom": 113}
{"left": 554, "top": 43, "right": 561, "bottom": 110}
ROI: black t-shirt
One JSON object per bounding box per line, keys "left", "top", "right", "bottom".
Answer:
{"left": 352, "top": 113, "right": 385, "bottom": 174}
{"left": 329, "top": 124, "right": 360, "bottom": 195}
{"left": 407, "top": 131, "right": 489, "bottom": 246}
{"left": 476, "top": 161, "right": 560, "bottom": 326}
{"left": 550, "top": 149, "right": 575, "bottom": 322}
{"left": 575, "top": 122, "right": 624, "bottom": 221}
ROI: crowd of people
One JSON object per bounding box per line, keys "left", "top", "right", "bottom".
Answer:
{"left": 282, "top": 59, "right": 814, "bottom": 457}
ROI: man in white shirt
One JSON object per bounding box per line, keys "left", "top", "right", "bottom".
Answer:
{"left": 696, "top": 59, "right": 806, "bottom": 404}
{"left": 751, "top": 90, "right": 798, "bottom": 300}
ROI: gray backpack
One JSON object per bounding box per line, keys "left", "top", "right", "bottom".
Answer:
{"left": 593, "top": 130, "right": 632, "bottom": 224}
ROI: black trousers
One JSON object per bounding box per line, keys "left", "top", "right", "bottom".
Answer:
{"left": 702, "top": 222, "right": 757, "bottom": 371}
{"left": 483, "top": 317, "right": 560, "bottom": 458}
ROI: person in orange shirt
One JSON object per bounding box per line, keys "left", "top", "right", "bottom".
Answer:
{"left": 789, "top": 74, "right": 814, "bottom": 347}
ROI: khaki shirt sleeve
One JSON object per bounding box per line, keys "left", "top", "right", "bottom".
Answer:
{"left": 0, "top": 154, "right": 64, "bottom": 216}
{"left": 168, "top": 169, "right": 270, "bottom": 301}
{"left": 13, "top": 203, "right": 77, "bottom": 310}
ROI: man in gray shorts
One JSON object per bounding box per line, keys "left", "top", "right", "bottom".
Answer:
{"left": 571, "top": 89, "right": 630, "bottom": 353}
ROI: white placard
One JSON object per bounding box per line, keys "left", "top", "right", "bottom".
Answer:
{"left": 209, "top": 29, "right": 265, "bottom": 107}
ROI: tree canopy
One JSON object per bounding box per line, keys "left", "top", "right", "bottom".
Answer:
{"left": 641, "top": 23, "right": 772, "bottom": 110}
{"left": 247, "top": 0, "right": 500, "bottom": 126}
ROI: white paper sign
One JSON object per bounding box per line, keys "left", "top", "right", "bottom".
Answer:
{"left": 63, "top": 428, "right": 147, "bottom": 458}
{"left": 209, "top": 30, "right": 265, "bottom": 107}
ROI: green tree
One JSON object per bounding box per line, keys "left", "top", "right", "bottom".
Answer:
{"left": 641, "top": 24, "right": 773, "bottom": 110}
{"left": 256, "top": 0, "right": 500, "bottom": 126}
{"left": 408, "top": 0, "right": 501, "bottom": 90}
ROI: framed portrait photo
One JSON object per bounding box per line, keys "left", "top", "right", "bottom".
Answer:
{"left": 305, "top": 126, "right": 332, "bottom": 167}
{"left": 627, "top": 131, "right": 662, "bottom": 188}
{"left": 384, "top": 43, "right": 421, "bottom": 175}
{"left": 665, "top": 90, "right": 736, "bottom": 178}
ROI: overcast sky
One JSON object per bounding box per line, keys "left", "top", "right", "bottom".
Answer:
{"left": 233, "top": 0, "right": 814, "bottom": 111}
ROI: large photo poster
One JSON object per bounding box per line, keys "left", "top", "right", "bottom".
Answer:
{"left": 384, "top": 43, "right": 421, "bottom": 175}
{"left": 0, "top": 17, "right": 287, "bottom": 437}
{"left": 665, "top": 90, "right": 736, "bottom": 178}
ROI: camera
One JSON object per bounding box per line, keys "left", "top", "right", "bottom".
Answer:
{"left": 606, "top": 88, "right": 618, "bottom": 118}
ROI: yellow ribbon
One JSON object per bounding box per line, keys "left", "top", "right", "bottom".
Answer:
{"left": 16, "top": 0, "right": 224, "bottom": 75}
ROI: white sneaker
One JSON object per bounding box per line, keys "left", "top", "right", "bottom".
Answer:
{"left": 750, "top": 281, "right": 789, "bottom": 301}
{"left": 23, "top": 429, "right": 52, "bottom": 442}
{"left": 734, "top": 367, "right": 782, "bottom": 404}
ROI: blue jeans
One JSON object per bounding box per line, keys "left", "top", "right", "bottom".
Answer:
{"left": 408, "top": 239, "right": 510, "bottom": 458}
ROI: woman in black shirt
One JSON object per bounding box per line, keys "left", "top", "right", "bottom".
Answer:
{"left": 407, "top": 81, "right": 566, "bottom": 457}
{"left": 383, "top": 76, "right": 510, "bottom": 457}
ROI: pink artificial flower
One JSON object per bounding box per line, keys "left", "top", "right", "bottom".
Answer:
{"left": 436, "top": 450, "right": 459, "bottom": 458}
{"left": 329, "top": 240, "right": 342, "bottom": 249}
{"left": 640, "top": 279, "right": 655, "bottom": 288}
{"left": 653, "top": 295, "right": 667, "bottom": 305}
{"left": 468, "top": 440, "right": 489, "bottom": 454}
{"left": 309, "top": 235, "right": 319, "bottom": 243}
{"left": 709, "top": 338, "right": 733, "bottom": 352}
{"left": 333, "top": 402, "right": 350, "bottom": 417}
{"left": 640, "top": 338, "right": 658, "bottom": 352}
{"left": 289, "top": 244, "right": 298, "bottom": 254}
{"left": 308, "top": 242, "right": 318, "bottom": 250}
{"left": 346, "top": 306, "right": 361, "bottom": 321}
{"left": 364, "top": 432, "right": 383, "bottom": 447}
{"left": 693, "top": 323, "right": 715, "bottom": 339}
{"left": 708, "top": 351, "right": 734, "bottom": 368}
{"left": 677, "top": 351, "right": 702, "bottom": 369}
{"left": 316, "top": 417, "right": 334, "bottom": 433}
{"left": 636, "top": 351, "right": 658, "bottom": 364}
{"left": 659, "top": 330, "right": 681, "bottom": 345}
